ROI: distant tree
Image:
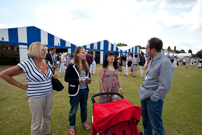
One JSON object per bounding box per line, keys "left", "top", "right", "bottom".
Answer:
{"left": 137, "top": 45, "right": 146, "bottom": 49}
{"left": 180, "top": 49, "right": 186, "bottom": 53}
{"left": 195, "top": 50, "right": 202, "bottom": 58}
{"left": 188, "top": 49, "right": 192, "bottom": 54}
{"left": 168, "top": 46, "right": 171, "bottom": 50}
{"left": 116, "top": 43, "right": 127, "bottom": 46}
{"left": 175, "top": 50, "right": 180, "bottom": 53}
{"left": 174, "top": 46, "right": 176, "bottom": 51}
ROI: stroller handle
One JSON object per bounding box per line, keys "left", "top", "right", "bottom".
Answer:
{"left": 91, "top": 92, "right": 124, "bottom": 103}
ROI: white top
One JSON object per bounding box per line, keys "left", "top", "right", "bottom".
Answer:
{"left": 17, "top": 58, "right": 53, "bottom": 97}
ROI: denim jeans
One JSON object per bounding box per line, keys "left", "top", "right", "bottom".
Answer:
{"left": 69, "top": 89, "right": 89, "bottom": 129}
{"left": 141, "top": 99, "right": 165, "bottom": 135}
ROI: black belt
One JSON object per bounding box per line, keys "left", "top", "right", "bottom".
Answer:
{"left": 79, "top": 88, "right": 87, "bottom": 91}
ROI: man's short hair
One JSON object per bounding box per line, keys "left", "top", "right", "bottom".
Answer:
{"left": 141, "top": 52, "right": 144, "bottom": 55}
{"left": 50, "top": 47, "right": 55, "bottom": 51}
{"left": 148, "top": 37, "right": 163, "bottom": 52}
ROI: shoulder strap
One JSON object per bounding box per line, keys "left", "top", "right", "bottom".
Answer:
{"left": 45, "top": 59, "right": 54, "bottom": 75}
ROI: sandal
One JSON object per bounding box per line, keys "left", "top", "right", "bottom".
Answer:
{"left": 69, "top": 129, "right": 75, "bottom": 135}
{"left": 83, "top": 124, "right": 91, "bottom": 131}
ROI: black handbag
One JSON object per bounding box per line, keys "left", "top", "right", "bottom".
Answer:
{"left": 51, "top": 77, "right": 64, "bottom": 91}
{"left": 127, "top": 61, "right": 132, "bottom": 67}
{"left": 45, "top": 60, "right": 64, "bottom": 91}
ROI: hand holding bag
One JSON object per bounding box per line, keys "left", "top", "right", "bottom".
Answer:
{"left": 46, "top": 60, "right": 64, "bottom": 91}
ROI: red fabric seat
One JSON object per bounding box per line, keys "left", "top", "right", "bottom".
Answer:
{"left": 92, "top": 98, "right": 141, "bottom": 135}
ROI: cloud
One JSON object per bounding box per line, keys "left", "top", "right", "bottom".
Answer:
{"left": 184, "top": 0, "right": 202, "bottom": 31}
{"left": 152, "top": 0, "right": 202, "bottom": 31}
{"left": 130, "top": 0, "right": 159, "bottom": 9}
{"left": 32, "top": 0, "right": 201, "bottom": 54}
{"left": 131, "top": 0, "right": 197, "bottom": 8}
{"left": 164, "top": 39, "right": 201, "bottom": 54}
{"left": 159, "top": 0, "right": 197, "bottom": 8}
{"left": 152, "top": 10, "right": 186, "bottom": 28}
{"left": 70, "top": 8, "right": 92, "bottom": 20}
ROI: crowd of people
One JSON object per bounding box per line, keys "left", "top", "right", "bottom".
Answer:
{"left": 1, "top": 37, "right": 201, "bottom": 135}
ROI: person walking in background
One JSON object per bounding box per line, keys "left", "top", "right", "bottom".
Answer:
{"left": 86, "top": 51, "right": 92, "bottom": 68}
{"left": 125, "top": 53, "right": 133, "bottom": 76}
{"left": 90, "top": 51, "right": 97, "bottom": 75}
{"left": 139, "top": 37, "right": 174, "bottom": 135}
{"left": 117, "top": 57, "right": 123, "bottom": 74}
{"left": 121, "top": 54, "right": 125, "bottom": 66}
{"left": 139, "top": 52, "right": 145, "bottom": 78}
{"left": 56, "top": 52, "right": 61, "bottom": 69}
{"left": 46, "top": 47, "right": 56, "bottom": 72}
{"left": 0, "top": 42, "right": 57, "bottom": 135}
{"left": 59, "top": 52, "right": 67, "bottom": 76}
{"left": 65, "top": 52, "right": 71, "bottom": 66}
{"left": 182, "top": 57, "right": 186, "bottom": 65}
{"left": 132, "top": 54, "right": 139, "bottom": 77}
{"left": 98, "top": 51, "right": 123, "bottom": 103}
{"left": 65, "top": 47, "right": 91, "bottom": 135}
{"left": 173, "top": 56, "right": 177, "bottom": 69}
{"left": 185, "top": 56, "right": 190, "bottom": 68}
{"left": 193, "top": 58, "right": 197, "bottom": 67}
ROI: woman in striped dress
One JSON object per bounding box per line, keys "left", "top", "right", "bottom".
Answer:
{"left": 0, "top": 42, "right": 57, "bottom": 135}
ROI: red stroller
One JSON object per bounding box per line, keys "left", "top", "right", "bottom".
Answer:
{"left": 91, "top": 92, "right": 141, "bottom": 135}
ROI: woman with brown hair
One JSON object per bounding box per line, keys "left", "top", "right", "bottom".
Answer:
{"left": 65, "top": 47, "right": 91, "bottom": 135}
{"left": 98, "top": 51, "right": 123, "bottom": 103}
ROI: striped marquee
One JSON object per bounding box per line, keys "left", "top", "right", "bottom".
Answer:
{"left": 0, "top": 26, "right": 77, "bottom": 62}
{"left": 0, "top": 26, "right": 142, "bottom": 63}
{"left": 0, "top": 26, "right": 76, "bottom": 49}
{"left": 82, "top": 40, "right": 122, "bottom": 64}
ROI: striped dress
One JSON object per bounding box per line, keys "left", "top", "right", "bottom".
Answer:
{"left": 17, "top": 58, "right": 53, "bottom": 97}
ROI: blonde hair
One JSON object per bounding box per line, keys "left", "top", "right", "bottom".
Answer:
{"left": 73, "top": 47, "right": 89, "bottom": 73}
{"left": 27, "top": 42, "right": 46, "bottom": 58}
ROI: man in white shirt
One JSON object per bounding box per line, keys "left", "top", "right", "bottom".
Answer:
{"left": 90, "top": 51, "right": 97, "bottom": 74}
{"left": 125, "top": 53, "right": 133, "bottom": 76}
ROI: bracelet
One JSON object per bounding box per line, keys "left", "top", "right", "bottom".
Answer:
{"left": 119, "top": 88, "right": 122, "bottom": 90}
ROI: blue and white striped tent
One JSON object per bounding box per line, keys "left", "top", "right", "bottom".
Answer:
{"left": 0, "top": 26, "right": 77, "bottom": 61}
{"left": 82, "top": 40, "right": 122, "bottom": 64}
{"left": 126, "top": 46, "right": 141, "bottom": 55}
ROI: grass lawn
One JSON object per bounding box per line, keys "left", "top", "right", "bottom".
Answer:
{"left": 0, "top": 64, "right": 202, "bottom": 135}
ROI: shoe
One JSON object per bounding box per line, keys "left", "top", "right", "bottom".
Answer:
{"left": 139, "top": 132, "right": 143, "bottom": 135}
{"left": 69, "top": 129, "right": 75, "bottom": 135}
{"left": 83, "top": 123, "right": 91, "bottom": 131}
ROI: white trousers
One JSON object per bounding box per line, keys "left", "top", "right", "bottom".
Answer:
{"left": 90, "top": 61, "right": 96, "bottom": 74}
{"left": 139, "top": 66, "right": 144, "bottom": 77}
{"left": 125, "top": 64, "right": 131, "bottom": 75}
{"left": 28, "top": 93, "right": 53, "bottom": 135}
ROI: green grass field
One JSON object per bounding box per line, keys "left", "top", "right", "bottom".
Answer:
{"left": 0, "top": 64, "right": 202, "bottom": 135}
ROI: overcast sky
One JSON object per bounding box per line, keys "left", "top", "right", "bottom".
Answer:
{"left": 0, "top": 0, "right": 202, "bottom": 53}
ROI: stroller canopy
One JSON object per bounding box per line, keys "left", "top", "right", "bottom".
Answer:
{"left": 92, "top": 98, "right": 141, "bottom": 134}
